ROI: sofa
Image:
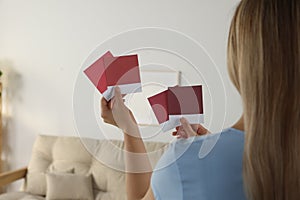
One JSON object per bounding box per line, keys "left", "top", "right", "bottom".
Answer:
{"left": 0, "top": 135, "right": 167, "bottom": 200}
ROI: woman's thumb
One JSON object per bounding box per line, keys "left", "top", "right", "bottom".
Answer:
{"left": 180, "top": 118, "right": 197, "bottom": 137}
{"left": 114, "top": 86, "right": 123, "bottom": 102}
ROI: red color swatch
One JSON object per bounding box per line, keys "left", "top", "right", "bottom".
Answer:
{"left": 83, "top": 51, "right": 113, "bottom": 93}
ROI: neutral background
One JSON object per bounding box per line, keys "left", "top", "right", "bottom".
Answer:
{"left": 0, "top": 0, "right": 242, "bottom": 190}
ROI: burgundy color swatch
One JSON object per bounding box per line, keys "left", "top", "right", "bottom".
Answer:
{"left": 148, "top": 85, "right": 204, "bottom": 125}
{"left": 168, "top": 86, "right": 203, "bottom": 115}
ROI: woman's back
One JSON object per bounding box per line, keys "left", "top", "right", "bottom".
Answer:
{"left": 151, "top": 128, "right": 246, "bottom": 200}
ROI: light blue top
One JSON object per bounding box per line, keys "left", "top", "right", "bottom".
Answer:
{"left": 151, "top": 128, "right": 246, "bottom": 200}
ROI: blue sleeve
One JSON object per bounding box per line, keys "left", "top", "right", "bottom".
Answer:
{"left": 151, "top": 142, "right": 183, "bottom": 200}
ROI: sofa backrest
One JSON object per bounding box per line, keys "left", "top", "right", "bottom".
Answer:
{"left": 23, "top": 135, "right": 167, "bottom": 200}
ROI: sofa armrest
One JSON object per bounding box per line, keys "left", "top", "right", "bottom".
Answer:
{"left": 0, "top": 167, "right": 27, "bottom": 187}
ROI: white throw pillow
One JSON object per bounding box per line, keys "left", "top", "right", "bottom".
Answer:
{"left": 46, "top": 172, "right": 94, "bottom": 200}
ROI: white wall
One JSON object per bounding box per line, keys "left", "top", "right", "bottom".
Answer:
{"left": 0, "top": 0, "right": 242, "bottom": 190}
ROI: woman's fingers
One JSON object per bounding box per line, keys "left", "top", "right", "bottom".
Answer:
{"left": 173, "top": 127, "right": 184, "bottom": 137}
{"left": 197, "top": 124, "right": 210, "bottom": 135}
{"left": 174, "top": 131, "right": 188, "bottom": 139}
{"left": 101, "top": 97, "right": 109, "bottom": 110}
{"left": 100, "top": 97, "right": 111, "bottom": 118}
{"left": 173, "top": 122, "right": 210, "bottom": 138}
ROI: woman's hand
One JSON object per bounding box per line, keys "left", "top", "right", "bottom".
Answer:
{"left": 172, "top": 118, "right": 210, "bottom": 139}
{"left": 100, "top": 97, "right": 118, "bottom": 127}
{"left": 100, "top": 87, "right": 137, "bottom": 133}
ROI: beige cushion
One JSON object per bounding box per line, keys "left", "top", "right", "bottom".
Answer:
{"left": 24, "top": 135, "right": 167, "bottom": 200}
{"left": 46, "top": 172, "right": 93, "bottom": 200}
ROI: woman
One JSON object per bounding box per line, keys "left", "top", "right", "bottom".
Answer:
{"left": 101, "top": 0, "right": 300, "bottom": 199}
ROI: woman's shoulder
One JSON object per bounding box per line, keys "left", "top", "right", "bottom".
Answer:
{"left": 178, "top": 127, "right": 244, "bottom": 144}
{"left": 154, "top": 127, "right": 245, "bottom": 170}
{"left": 180, "top": 127, "right": 243, "bottom": 143}
{"left": 153, "top": 127, "right": 245, "bottom": 171}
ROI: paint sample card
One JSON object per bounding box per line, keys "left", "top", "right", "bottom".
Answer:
{"left": 84, "top": 51, "right": 142, "bottom": 100}
{"left": 148, "top": 85, "right": 204, "bottom": 132}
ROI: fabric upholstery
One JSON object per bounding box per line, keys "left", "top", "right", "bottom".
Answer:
{"left": 1, "top": 135, "right": 167, "bottom": 200}
{"left": 0, "top": 192, "right": 44, "bottom": 200}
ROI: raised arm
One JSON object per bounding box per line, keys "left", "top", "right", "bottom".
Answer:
{"left": 100, "top": 87, "right": 154, "bottom": 200}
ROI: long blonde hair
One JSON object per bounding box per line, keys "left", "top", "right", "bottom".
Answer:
{"left": 227, "top": 0, "right": 300, "bottom": 199}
